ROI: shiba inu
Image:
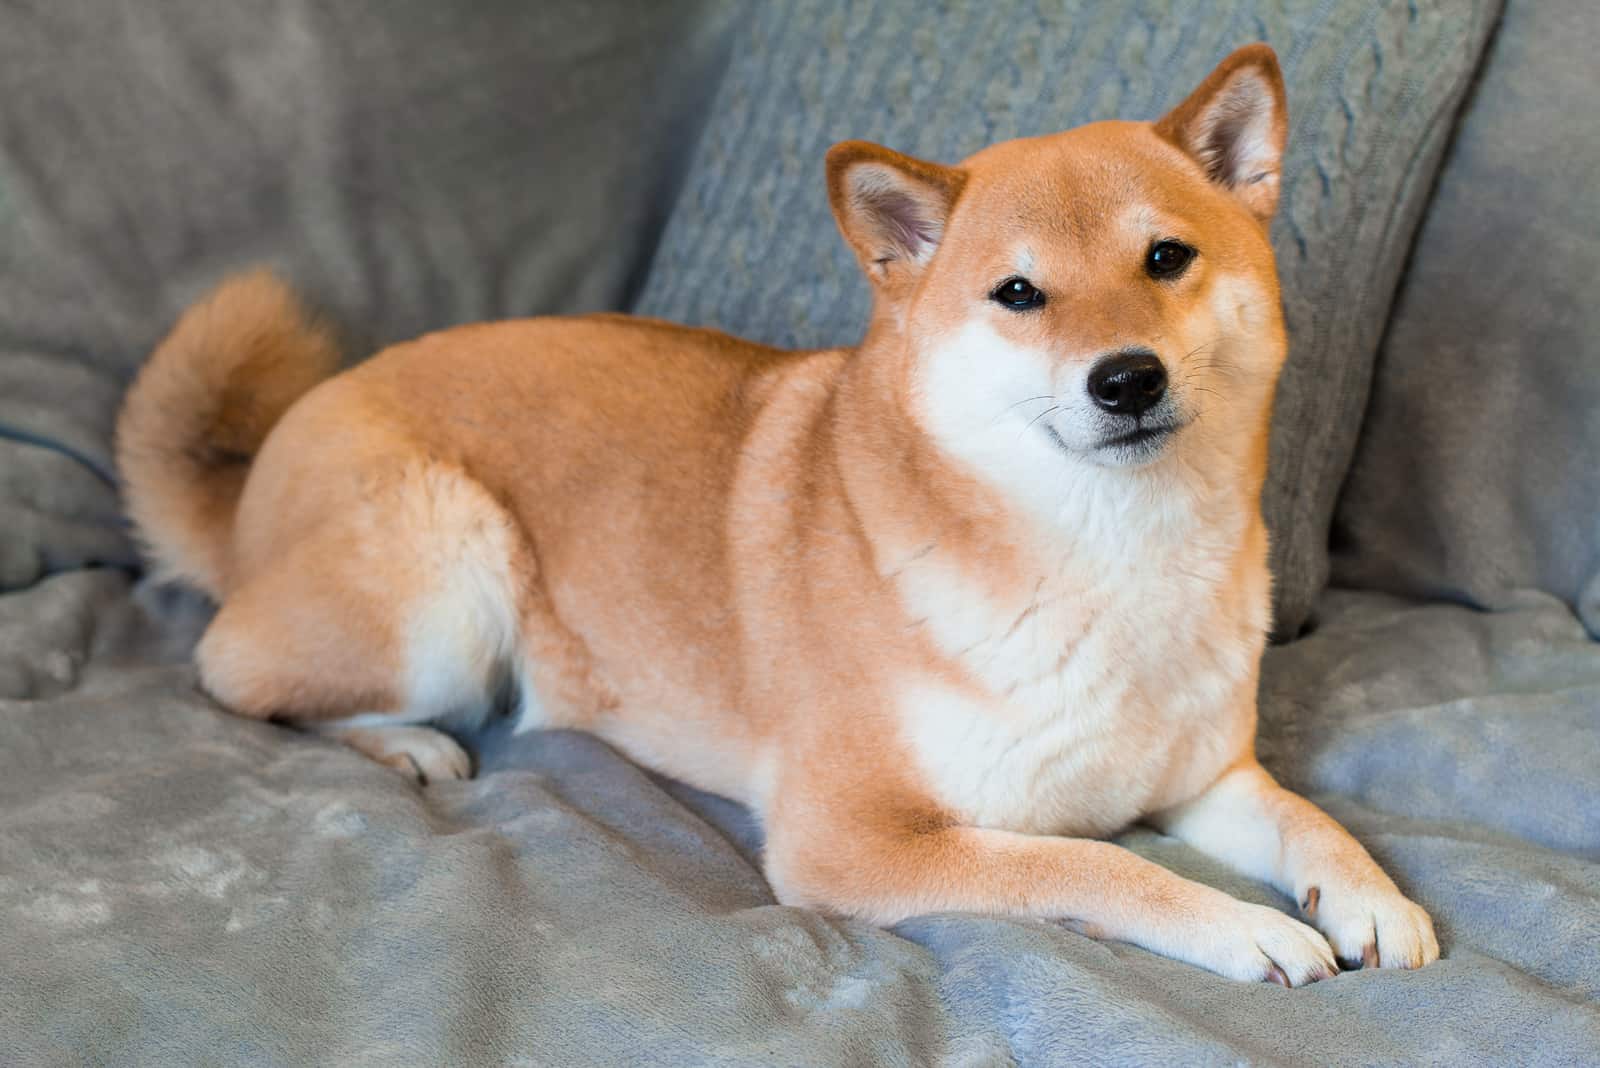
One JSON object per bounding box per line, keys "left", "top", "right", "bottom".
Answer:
{"left": 117, "top": 44, "right": 1438, "bottom": 985}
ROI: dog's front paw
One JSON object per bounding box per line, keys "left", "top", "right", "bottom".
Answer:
{"left": 1298, "top": 878, "right": 1438, "bottom": 970}
{"left": 1183, "top": 900, "right": 1339, "bottom": 987}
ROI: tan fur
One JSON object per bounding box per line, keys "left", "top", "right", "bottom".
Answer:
{"left": 117, "top": 45, "right": 1437, "bottom": 983}
{"left": 116, "top": 270, "right": 342, "bottom": 595}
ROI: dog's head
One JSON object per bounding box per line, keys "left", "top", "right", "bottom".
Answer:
{"left": 829, "top": 45, "right": 1288, "bottom": 509}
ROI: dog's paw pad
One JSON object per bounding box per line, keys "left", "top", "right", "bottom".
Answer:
{"left": 1300, "top": 885, "right": 1320, "bottom": 918}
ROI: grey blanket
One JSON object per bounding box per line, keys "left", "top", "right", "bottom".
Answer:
{"left": 3, "top": 573, "right": 1597, "bottom": 1065}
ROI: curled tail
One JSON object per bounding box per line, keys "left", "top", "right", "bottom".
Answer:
{"left": 116, "top": 270, "right": 340, "bottom": 597}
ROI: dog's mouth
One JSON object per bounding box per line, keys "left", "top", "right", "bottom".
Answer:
{"left": 1098, "top": 423, "right": 1180, "bottom": 451}
{"left": 1040, "top": 418, "right": 1188, "bottom": 461}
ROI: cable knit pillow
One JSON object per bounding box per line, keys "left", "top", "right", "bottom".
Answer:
{"left": 636, "top": 0, "right": 1503, "bottom": 639}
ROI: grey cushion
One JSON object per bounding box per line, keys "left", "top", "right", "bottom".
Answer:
{"left": 1332, "top": 0, "right": 1600, "bottom": 638}
{"left": 0, "top": 0, "right": 742, "bottom": 590}
{"left": 635, "top": 0, "right": 1502, "bottom": 639}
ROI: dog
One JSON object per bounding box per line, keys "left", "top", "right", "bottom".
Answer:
{"left": 117, "top": 44, "right": 1438, "bottom": 985}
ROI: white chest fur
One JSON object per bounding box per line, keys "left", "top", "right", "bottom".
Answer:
{"left": 894, "top": 481, "right": 1268, "bottom": 838}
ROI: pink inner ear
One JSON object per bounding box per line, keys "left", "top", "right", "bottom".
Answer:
{"left": 1195, "top": 74, "right": 1277, "bottom": 188}
{"left": 871, "top": 190, "right": 940, "bottom": 258}
{"left": 848, "top": 165, "right": 944, "bottom": 261}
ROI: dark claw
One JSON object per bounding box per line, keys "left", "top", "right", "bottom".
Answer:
{"left": 1337, "top": 956, "right": 1364, "bottom": 972}
{"left": 1300, "top": 886, "right": 1321, "bottom": 918}
{"left": 1266, "top": 963, "right": 1291, "bottom": 987}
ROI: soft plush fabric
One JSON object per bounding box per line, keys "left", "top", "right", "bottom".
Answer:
{"left": 2, "top": 574, "right": 1596, "bottom": 1065}
{"left": 635, "top": 0, "right": 1502, "bottom": 639}
{"left": 0, "top": 0, "right": 743, "bottom": 590}
{"left": 1332, "top": 0, "right": 1600, "bottom": 639}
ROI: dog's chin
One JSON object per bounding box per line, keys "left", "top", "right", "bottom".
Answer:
{"left": 1045, "top": 422, "right": 1183, "bottom": 468}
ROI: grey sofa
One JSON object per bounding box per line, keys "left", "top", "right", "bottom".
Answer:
{"left": 2, "top": 2, "right": 1596, "bottom": 1064}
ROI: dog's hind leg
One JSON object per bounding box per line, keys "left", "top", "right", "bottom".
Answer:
{"left": 310, "top": 722, "right": 476, "bottom": 784}
{"left": 194, "top": 459, "right": 526, "bottom": 783}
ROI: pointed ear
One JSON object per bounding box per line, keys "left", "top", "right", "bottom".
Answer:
{"left": 1155, "top": 43, "right": 1288, "bottom": 222}
{"left": 826, "top": 141, "right": 966, "bottom": 285}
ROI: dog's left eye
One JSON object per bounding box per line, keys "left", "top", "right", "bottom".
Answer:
{"left": 992, "top": 277, "right": 1046, "bottom": 310}
{"left": 1146, "top": 240, "right": 1195, "bottom": 278}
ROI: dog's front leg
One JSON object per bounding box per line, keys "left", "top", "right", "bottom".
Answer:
{"left": 1150, "top": 760, "right": 1439, "bottom": 970}
{"left": 765, "top": 814, "right": 1338, "bottom": 985}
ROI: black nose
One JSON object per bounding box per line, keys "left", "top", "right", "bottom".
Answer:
{"left": 1087, "top": 350, "right": 1167, "bottom": 416}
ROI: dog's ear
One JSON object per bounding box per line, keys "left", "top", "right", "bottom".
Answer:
{"left": 1155, "top": 43, "right": 1288, "bottom": 223}
{"left": 826, "top": 141, "right": 966, "bottom": 287}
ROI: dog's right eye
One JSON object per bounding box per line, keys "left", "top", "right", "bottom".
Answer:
{"left": 991, "top": 277, "right": 1045, "bottom": 310}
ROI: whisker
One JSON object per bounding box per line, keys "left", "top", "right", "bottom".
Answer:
{"left": 992, "top": 394, "right": 1060, "bottom": 430}
{"left": 1002, "top": 394, "right": 1058, "bottom": 413}
{"left": 1022, "top": 405, "right": 1061, "bottom": 432}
